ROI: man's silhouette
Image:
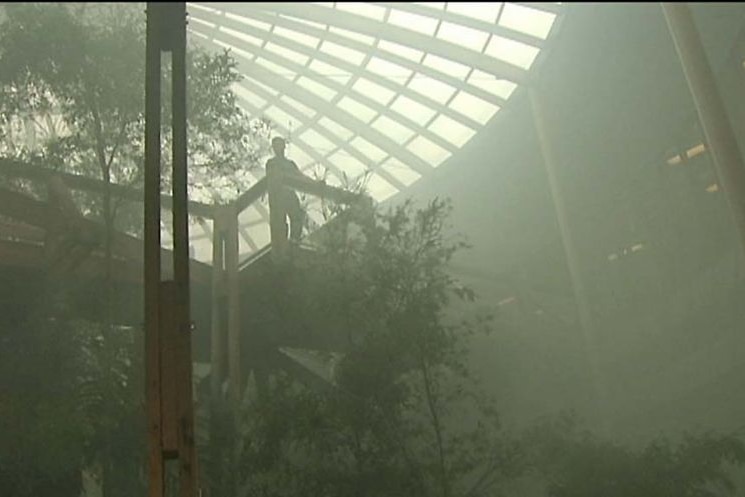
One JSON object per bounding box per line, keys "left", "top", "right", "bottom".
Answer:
{"left": 266, "top": 136, "right": 305, "bottom": 243}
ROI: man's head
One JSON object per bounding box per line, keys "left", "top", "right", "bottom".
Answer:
{"left": 271, "top": 136, "right": 286, "bottom": 157}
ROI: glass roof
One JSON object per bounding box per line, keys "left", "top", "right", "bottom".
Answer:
{"left": 183, "top": 2, "right": 562, "bottom": 261}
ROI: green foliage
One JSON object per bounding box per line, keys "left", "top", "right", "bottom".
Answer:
{"left": 523, "top": 413, "right": 745, "bottom": 497}
{"left": 205, "top": 198, "right": 514, "bottom": 497}
{"left": 0, "top": 2, "right": 271, "bottom": 210}
{"left": 0, "top": 312, "right": 144, "bottom": 497}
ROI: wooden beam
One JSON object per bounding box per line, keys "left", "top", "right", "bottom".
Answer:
{"left": 0, "top": 187, "right": 213, "bottom": 284}
{"left": 144, "top": 3, "right": 164, "bottom": 495}
{"left": 233, "top": 177, "right": 267, "bottom": 213}
{"left": 280, "top": 172, "right": 367, "bottom": 206}
{"left": 0, "top": 158, "right": 214, "bottom": 218}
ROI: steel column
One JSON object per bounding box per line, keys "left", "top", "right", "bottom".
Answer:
{"left": 662, "top": 3, "right": 745, "bottom": 265}
{"left": 529, "top": 87, "right": 611, "bottom": 434}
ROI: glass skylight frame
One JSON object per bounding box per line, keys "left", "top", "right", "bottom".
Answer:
{"left": 185, "top": 1, "right": 562, "bottom": 261}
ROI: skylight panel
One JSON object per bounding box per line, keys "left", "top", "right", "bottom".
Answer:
{"left": 188, "top": 29, "right": 209, "bottom": 41}
{"left": 366, "top": 57, "right": 413, "bottom": 82}
{"left": 317, "top": 117, "right": 354, "bottom": 140}
{"left": 335, "top": 3, "right": 387, "bottom": 22}
{"left": 328, "top": 26, "right": 376, "bottom": 45}
{"left": 407, "top": 136, "right": 450, "bottom": 165}
{"left": 407, "top": 74, "right": 456, "bottom": 103}
{"left": 327, "top": 152, "right": 369, "bottom": 178}
{"left": 264, "top": 42, "right": 309, "bottom": 66}
{"left": 286, "top": 146, "right": 314, "bottom": 169}
{"left": 297, "top": 77, "right": 337, "bottom": 100}
{"left": 380, "top": 158, "right": 422, "bottom": 186}
{"left": 280, "top": 14, "right": 328, "bottom": 31}
{"left": 224, "top": 12, "right": 271, "bottom": 31}
{"left": 377, "top": 40, "right": 424, "bottom": 63}
{"left": 338, "top": 96, "right": 377, "bottom": 123}
{"left": 413, "top": 2, "right": 446, "bottom": 11}
{"left": 499, "top": 3, "right": 556, "bottom": 40}
{"left": 364, "top": 173, "right": 398, "bottom": 201}
{"left": 428, "top": 114, "right": 476, "bottom": 147}
{"left": 308, "top": 59, "right": 352, "bottom": 85}
{"left": 422, "top": 54, "right": 472, "bottom": 79}
{"left": 446, "top": 2, "right": 502, "bottom": 22}
{"left": 449, "top": 91, "right": 499, "bottom": 125}
{"left": 263, "top": 106, "right": 295, "bottom": 130}
{"left": 319, "top": 40, "right": 366, "bottom": 65}
{"left": 273, "top": 26, "right": 320, "bottom": 48}
{"left": 233, "top": 84, "right": 268, "bottom": 109}
{"left": 190, "top": 16, "right": 216, "bottom": 29}
{"left": 389, "top": 95, "right": 436, "bottom": 125}
{"left": 350, "top": 136, "right": 387, "bottom": 163}
{"left": 280, "top": 95, "right": 315, "bottom": 117}
{"left": 436, "top": 22, "right": 489, "bottom": 52}
{"left": 467, "top": 70, "right": 517, "bottom": 99}
{"left": 255, "top": 57, "right": 295, "bottom": 79}
{"left": 484, "top": 35, "right": 540, "bottom": 69}
{"left": 371, "top": 115, "right": 416, "bottom": 145}
{"left": 388, "top": 9, "right": 439, "bottom": 36}
{"left": 352, "top": 78, "right": 396, "bottom": 106}
{"left": 213, "top": 39, "right": 255, "bottom": 61}
{"left": 245, "top": 76, "right": 279, "bottom": 97}
{"left": 298, "top": 128, "right": 336, "bottom": 154}
{"left": 187, "top": 3, "right": 219, "bottom": 14}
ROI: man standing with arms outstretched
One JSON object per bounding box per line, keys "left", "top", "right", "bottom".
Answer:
{"left": 266, "top": 136, "right": 306, "bottom": 243}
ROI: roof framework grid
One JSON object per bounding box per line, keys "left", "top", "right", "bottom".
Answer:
{"left": 185, "top": 1, "right": 562, "bottom": 259}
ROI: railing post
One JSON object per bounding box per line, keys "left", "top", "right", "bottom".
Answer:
{"left": 210, "top": 207, "right": 227, "bottom": 401}
{"left": 225, "top": 204, "right": 242, "bottom": 408}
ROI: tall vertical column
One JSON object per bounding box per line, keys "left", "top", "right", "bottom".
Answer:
{"left": 210, "top": 207, "right": 226, "bottom": 401}
{"left": 144, "top": 4, "right": 197, "bottom": 497}
{"left": 169, "top": 4, "right": 198, "bottom": 496}
{"left": 529, "top": 87, "right": 610, "bottom": 434}
{"left": 225, "top": 206, "right": 242, "bottom": 408}
{"left": 144, "top": 4, "right": 163, "bottom": 496}
{"left": 662, "top": 3, "right": 745, "bottom": 266}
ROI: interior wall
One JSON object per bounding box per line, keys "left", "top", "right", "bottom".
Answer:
{"left": 391, "top": 3, "right": 745, "bottom": 443}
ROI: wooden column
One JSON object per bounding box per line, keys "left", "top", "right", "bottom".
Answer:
{"left": 144, "top": 4, "right": 198, "bottom": 497}
{"left": 225, "top": 205, "right": 242, "bottom": 408}
{"left": 662, "top": 3, "right": 745, "bottom": 268}
{"left": 529, "top": 87, "right": 611, "bottom": 434}
{"left": 210, "top": 208, "right": 227, "bottom": 401}
{"left": 144, "top": 3, "right": 164, "bottom": 495}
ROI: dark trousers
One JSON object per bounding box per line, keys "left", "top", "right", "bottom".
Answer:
{"left": 271, "top": 191, "right": 305, "bottom": 242}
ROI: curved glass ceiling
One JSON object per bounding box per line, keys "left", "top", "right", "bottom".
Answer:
{"left": 183, "top": 2, "right": 562, "bottom": 261}
{"left": 187, "top": 2, "right": 560, "bottom": 193}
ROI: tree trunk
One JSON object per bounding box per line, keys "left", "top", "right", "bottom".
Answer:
{"left": 421, "top": 359, "right": 450, "bottom": 497}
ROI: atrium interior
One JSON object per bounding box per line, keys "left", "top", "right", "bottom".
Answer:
{"left": 2, "top": 3, "right": 745, "bottom": 496}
